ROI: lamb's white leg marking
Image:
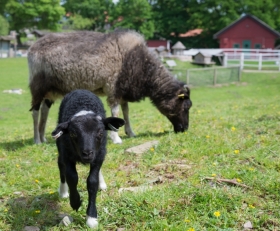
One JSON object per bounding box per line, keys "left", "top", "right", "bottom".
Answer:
{"left": 59, "top": 182, "right": 69, "bottom": 198}
{"left": 110, "top": 104, "right": 122, "bottom": 144}
{"left": 121, "top": 101, "right": 135, "bottom": 137}
{"left": 98, "top": 170, "right": 107, "bottom": 190}
{"left": 32, "top": 109, "right": 41, "bottom": 144}
{"left": 39, "top": 101, "right": 49, "bottom": 143}
{"left": 86, "top": 216, "right": 98, "bottom": 228}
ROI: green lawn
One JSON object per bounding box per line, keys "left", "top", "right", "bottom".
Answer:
{"left": 0, "top": 58, "right": 280, "bottom": 231}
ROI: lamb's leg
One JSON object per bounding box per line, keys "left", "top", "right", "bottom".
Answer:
{"left": 121, "top": 101, "right": 135, "bottom": 137}
{"left": 109, "top": 104, "right": 122, "bottom": 144}
{"left": 58, "top": 158, "right": 69, "bottom": 198}
{"left": 32, "top": 103, "right": 41, "bottom": 144}
{"left": 65, "top": 162, "right": 81, "bottom": 211}
{"left": 86, "top": 164, "right": 101, "bottom": 228}
{"left": 39, "top": 99, "right": 53, "bottom": 143}
{"left": 98, "top": 170, "right": 107, "bottom": 190}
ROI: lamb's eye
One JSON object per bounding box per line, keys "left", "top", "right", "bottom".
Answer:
{"left": 70, "top": 132, "right": 76, "bottom": 138}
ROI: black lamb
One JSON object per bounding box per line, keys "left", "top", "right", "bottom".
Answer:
{"left": 51, "top": 89, "right": 125, "bottom": 228}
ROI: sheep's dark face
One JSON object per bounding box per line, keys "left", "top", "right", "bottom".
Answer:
{"left": 164, "top": 86, "right": 192, "bottom": 133}
{"left": 68, "top": 115, "right": 105, "bottom": 163}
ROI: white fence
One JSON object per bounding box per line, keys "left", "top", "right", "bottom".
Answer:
{"left": 223, "top": 49, "right": 280, "bottom": 70}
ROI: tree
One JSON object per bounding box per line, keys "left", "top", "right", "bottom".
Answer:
{"left": 110, "top": 0, "right": 155, "bottom": 39}
{"left": 150, "top": 0, "right": 193, "bottom": 39}
{"left": 63, "top": 0, "right": 113, "bottom": 31}
{"left": 4, "top": 0, "right": 65, "bottom": 45}
{"left": 0, "top": 15, "right": 9, "bottom": 35}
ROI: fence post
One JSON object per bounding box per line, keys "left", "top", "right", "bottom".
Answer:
{"left": 223, "top": 53, "right": 227, "bottom": 67}
{"left": 238, "top": 66, "right": 242, "bottom": 82}
{"left": 258, "top": 53, "right": 262, "bottom": 70}
{"left": 186, "top": 69, "right": 190, "bottom": 85}
{"left": 240, "top": 53, "right": 244, "bottom": 70}
{"left": 213, "top": 68, "right": 217, "bottom": 85}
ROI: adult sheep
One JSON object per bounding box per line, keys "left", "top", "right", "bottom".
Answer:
{"left": 28, "top": 30, "right": 192, "bottom": 144}
{"left": 52, "top": 89, "right": 125, "bottom": 228}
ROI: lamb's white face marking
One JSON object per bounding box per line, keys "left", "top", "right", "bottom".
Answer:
{"left": 59, "top": 182, "right": 69, "bottom": 198}
{"left": 74, "top": 110, "right": 94, "bottom": 117}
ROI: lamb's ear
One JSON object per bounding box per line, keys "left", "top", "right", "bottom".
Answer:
{"left": 103, "top": 117, "right": 125, "bottom": 131}
{"left": 51, "top": 121, "right": 69, "bottom": 139}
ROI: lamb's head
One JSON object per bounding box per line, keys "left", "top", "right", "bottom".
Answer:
{"left": 157, "top": 84, "right": 192, "bottom": 133}
{"left": 52, "top": 113, "right": 125, "bottom": 163}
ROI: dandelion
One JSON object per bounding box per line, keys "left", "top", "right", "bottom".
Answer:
{"left": 236, "top": 178, "right": 242, "bottom": 183}
{"left": 212, "top": 174, "right": 217, "bottom": 177}
{"left": 35, "top": 210, "right": 41, "bottom": 214}
{"left": 214, "top": 211, "right": 221, "bottom": 217}
{"left": 16, "top": 164, "right": 20, "bottom": 168}
{"left": 35, "top": 179, "right": 39, "bottom": 183}
{"left": 231, "top": 126, "right": 236, "bottom": 131}
{"left": 249, "top": 204, "right": 255, "bottom": 209}
{"left": 212, "top": 162, "right": 217, "bottom": 166}
{"left": 150, "top": 148, "right": 154, "bottom": 152}
{"left": 49, "top": 191, "right": 54, "bottom": 194}
{"left": 234, "top": 149, "right": 240, "bottom": 154}
{"left": 4, "top": 209, "right": 8, "bottom": 212}
{"left": 206, "top": 135, "right": 210, "bottom": 139}
{"left": 184, "top": 219, "right": 190, "bottom": 223}
{"left": 248, "top": 167, "right": 255, "bottom": 171}
{"left": 184, "top": 131, "right": 187, "bottom": 134}
{"left": 187, "top": 228, "right": 195, "bottom": 231}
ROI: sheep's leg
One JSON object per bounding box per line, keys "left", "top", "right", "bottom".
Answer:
{"left": 86, "top": 164, "right": 101, "bottom": 228}
{"left": 39, "top": 99, "right": 53, "bottom": 143}
{"left": 98, "top": 170, "right": 107, "bottom": 190}
{"left": 32, "top": 103, "right": 41, "bottom": 144}
{"left": 121, "top": 101, "right": 135, "bottom": 137}
{"left": 65, "top": 162, "right": 81, "bottom": 211}
{"left": 109, "top": 104, "right": 122, "bottom": 144}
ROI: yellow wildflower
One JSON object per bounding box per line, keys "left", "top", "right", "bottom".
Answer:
{"left": 16, "top": 164, "right": 20, "bottom": 168}
{"left": 212, "top": 174, "right": 217, "bottom": 177}
{"left": 185, "top": 219, "right": 190, "bottom": 223}
{"left": 214, "top": 211, "right": 221, "bottom": 217}
{"left": 231, "top": 126, "right": 236, "bottom": 131}
{"left": 249, "top": 204, "right": 255, "bottom": 209}
{"left": 187, "top": 228, "right": 195, "bottom": 231}
{"left": 234, "top": 150, "right": 240, "bottom": 154}
{"left": 35, "top": 179, "right": 39, "bottom": 183}
{"left": 35, "top": 210, "right": 41, "bottom": 214}
{"left": 206, "top": 135, "right": 210, "bottom": 139}
{"left": 150, "top": 148, "right": 154, "bottom": 152}
{"left": 236, "top": 178, "right": 242, "bottom": 183}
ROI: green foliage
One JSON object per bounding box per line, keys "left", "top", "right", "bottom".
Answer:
{"left": 63, "top": 0, "right": 113, "bottom": 31}
{"left": 4, "top": 0, "right": 65, "bottom": 43}
{"left": 110, "top": 0, "right": 155, "bottom": 39}
{"left": 0, "top": 15, "right": 9, "bottom": 35}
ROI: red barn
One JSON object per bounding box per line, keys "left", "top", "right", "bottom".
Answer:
{"left": 213, "top": 14, "right": 280, "bottom": 49}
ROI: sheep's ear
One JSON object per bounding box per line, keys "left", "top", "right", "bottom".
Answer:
{"left": 51, "top": 122, "right": 69, "bottom": 139}
{"left": 103, "top": 117, "right": 125, "bottom": 132}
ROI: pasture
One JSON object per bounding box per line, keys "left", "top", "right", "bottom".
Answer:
{"left": 0, "top": 57, "right": 280, "bottom": 231}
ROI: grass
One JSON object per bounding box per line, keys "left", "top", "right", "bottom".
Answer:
{"left": 0, "top": 57, "right": 280, "bottom": 231}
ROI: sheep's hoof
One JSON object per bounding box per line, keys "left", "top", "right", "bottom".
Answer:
{"left": 59, "top": 182, "right": 69, "bottom": 198}
{"left": 86, "top": 216, "right": 98, "bottom": 229}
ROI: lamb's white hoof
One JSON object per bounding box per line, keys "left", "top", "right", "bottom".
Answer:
{"left": 109, "top": 131, "right": 122, "bottom": 144}
{"left": 86, "top": 216, "right": 98, "bottom": 229}
{"left": 59, "top": 182, "right": 69, "bottom": 198}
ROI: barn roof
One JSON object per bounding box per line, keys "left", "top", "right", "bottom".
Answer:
{"left": 183, "top": 49, "right": 224, "bottom": 56}
{"left": 213, "top": 14, "right": 280, "bottom": 39}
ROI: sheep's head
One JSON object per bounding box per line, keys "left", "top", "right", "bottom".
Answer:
{"left": 52, "top": 113, "right": 125, "bottom": 163}
{"left": 160, "top": 84, "right": 192, "bottom": 133}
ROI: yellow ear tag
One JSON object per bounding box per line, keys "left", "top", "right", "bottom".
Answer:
{"left": 178, "top": 94, "right": 185, "bottom": 99}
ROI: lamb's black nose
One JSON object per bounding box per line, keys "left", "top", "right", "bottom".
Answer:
{"left": 82, "top": 150, "right": 93, "bottom": 158}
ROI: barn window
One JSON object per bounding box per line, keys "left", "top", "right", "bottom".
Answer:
{"left": 254, "top": 44, "right": 261, "bottom": 49}
{"left": 233, "top": 44, "right": 240, "bottom": 48}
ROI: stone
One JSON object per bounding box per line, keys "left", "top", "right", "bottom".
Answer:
{"left": 125, "top": 141, "right": 159, "bottom": 154}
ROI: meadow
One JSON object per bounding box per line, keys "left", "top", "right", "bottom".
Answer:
{"left": 0, "top": 58, "right": 279, "bottom": 231}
